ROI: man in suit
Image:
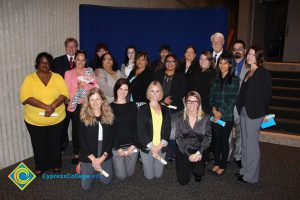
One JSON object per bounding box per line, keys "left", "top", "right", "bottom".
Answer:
{"left": 228, "top": 40, "right": 249, "bottom": 167}
{"left": 211, "top": 32, "right": 226, "bottom": 68}
{"left": 52, "top": 38, "right": 78, "bottom": 77}
{"left": 52, "top": 38, "right": 78, "bottom": 152}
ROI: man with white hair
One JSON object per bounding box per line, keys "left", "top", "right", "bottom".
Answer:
{"left": 211, "top": 32, "right": 226, "bottom": 68}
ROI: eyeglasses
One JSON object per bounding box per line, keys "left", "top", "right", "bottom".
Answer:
{"left": 186, "top": 100, "right": 198, "bottom": 105}
{"left": 166, "top": 60, "right": 176, "bottom": 64}
{"left": 233, "top": 47, "right": 244, "bottom": 52}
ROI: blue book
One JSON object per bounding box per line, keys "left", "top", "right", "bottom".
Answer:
{"left": 210, "top": 116, "right": 226, "bottom": 127}
{"left": 261, "top": 114, "right": 276, "bottom": 129}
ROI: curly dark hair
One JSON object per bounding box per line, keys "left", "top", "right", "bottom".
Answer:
{"left": 35, "top": 52, "right": 53, "bottom": 70}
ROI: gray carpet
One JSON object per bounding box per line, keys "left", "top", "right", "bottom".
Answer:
{"left": 0, "top": 142, "right": 299, "bottom": 200}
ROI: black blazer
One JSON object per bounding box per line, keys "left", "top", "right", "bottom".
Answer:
{"left": 236, "top": 67, "right": 272, "bottom": 119}
{"left": 150, "top": 59, "right": 165, "bottom": 72}
{"left": 52, "top": 55, "right": 72, "bottom": 78}
{"left": 78, "top": 120, "right": 114, "bottom": 163}
{"left": 153, "top": 71, "right": 187, "bottom": 112}
{"left": 127, "top": 67, "right": 153, "bottom": 103}
{"left": 137, "top": 104, "right": 171, "bottom": 153}
{"left": 188, "top": 68, "right": 217, "bottom": 113}
{"left": 178, "top": 60, "right": 199, "bottom": 81}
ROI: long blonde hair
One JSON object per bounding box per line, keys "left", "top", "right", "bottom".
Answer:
{"left": 183, "top": 91, "right": 204, "bottom": 121}
{"left": 80, "top": 88, "right": 114, "bottom": 126}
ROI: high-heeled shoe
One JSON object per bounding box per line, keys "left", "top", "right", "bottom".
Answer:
{"left": 194, "top": 177, "right": 202, "bottom": 182}
{"left": 215, "top": 168, "right": 225, "bottom": 176}
{"left": 237, "top": 175, "right": 248, "bottom": 183}
{"left": 235, "top": 173, "right": 243, "bottom": 178}
{"left": 71, "top": 156, "right": 79, "bottom": 165}
{"left": 212, "top": 166, "right": 220, "bottom": 172}
{"left": 34, "top": 170, "right": 43, "bottom": 176}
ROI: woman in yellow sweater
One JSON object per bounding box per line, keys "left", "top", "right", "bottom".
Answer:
{"left": 20, "top": 52, "right": 69, "bottom": 175}
{"left": 137, "top": 81, "right": 171, "bottom": 179}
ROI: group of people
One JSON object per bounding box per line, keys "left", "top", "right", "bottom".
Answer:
{"left": 20, "top": 32, "right": 272, "bottom": 190}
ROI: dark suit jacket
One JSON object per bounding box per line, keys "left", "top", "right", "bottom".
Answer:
{"left": 210, "top": 49, "right": 229, "bottom": 69}
{"left": 236, "top": 67, "right": 272, "bottom": 119}
{"left": 127, "top": 67, "right": 153, "bottom": 103}
{"left": 153, "top": 71, "right": 187, "bottom": 112}
{"left": 137, "top": 104, "right": 171, "bottom": 153}
{"left": 78, "top": 120, "right": 114, "bottom": 163}
{"left": 52, "top": 55, "right": 72, "bottom": 78}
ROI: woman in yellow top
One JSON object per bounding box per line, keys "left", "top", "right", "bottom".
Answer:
{"left": 20, "top": 52, "right": 69, "bottom": 175}
{"left": 137, "top": 81, "right": 171, "bottom": 179}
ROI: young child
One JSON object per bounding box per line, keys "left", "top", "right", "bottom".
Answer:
{"left": 69, "top": 67, "right": 98, "bottom": 110}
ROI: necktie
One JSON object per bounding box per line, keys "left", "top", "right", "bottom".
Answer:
{"left": 214, "top": 54, "right": 217, "bottom": 62}
{"left": 214, "top": 54, "right": 218, "bottom": 68}
{"left": 69, "top": 57, "right": 74, "bottom": 69}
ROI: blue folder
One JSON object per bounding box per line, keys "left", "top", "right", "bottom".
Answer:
{"left": 261, "top": 117, "right": 276, "bottom": 129}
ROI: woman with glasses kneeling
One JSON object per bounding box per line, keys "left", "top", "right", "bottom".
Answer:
{"left": 175, "top": 91, "right": 212, "bottom": 185}
{"left": 137, "top": 81, "right": 171, "bottom": 180}
{"left": 78, "top": 88, "right": 114, "bottom": 190}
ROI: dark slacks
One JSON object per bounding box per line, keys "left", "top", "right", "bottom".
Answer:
{"left": 69, "top": 105, "right": 81, "bottom": 155}
{"left": 60, "top": 106, "right": 70, "bottom": 151}
{"left": 175, "top": 148, "right": 206, "bottom": 185}
{"left": 212, "top": 121, "right": 233, "bottom": 169}
{"left": 25, "top": 120, "right": 64, "bottom": 171}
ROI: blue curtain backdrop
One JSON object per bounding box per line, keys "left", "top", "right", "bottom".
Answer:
{"left": 79, "top": 5, "right": 228, "bottom": 67}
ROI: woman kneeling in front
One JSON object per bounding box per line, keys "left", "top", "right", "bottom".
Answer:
{"left": 175, "top": 91, "right": 212, "bottom": 185}
{"left": 137, "top": 81, "right": 171, "bottom": 180}
{"left": 111, "top": 78, "right": 139, "bottom": 180}
{"left": 78, "top": 88, "right": 114, "bottom": 190}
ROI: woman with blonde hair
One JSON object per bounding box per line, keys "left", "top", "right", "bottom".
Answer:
{"left": 137, "top": 81, "right": 171, "bottom": 180}
{"left": 78, "top": 88, "right": 114, "bottom": 190}
{"left": 175, "top": 91, "right": 212, "bottom": 185}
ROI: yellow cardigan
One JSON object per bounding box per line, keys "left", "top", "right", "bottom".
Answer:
{"left": 20, "top": 72, "right": 69, "bottom": 126}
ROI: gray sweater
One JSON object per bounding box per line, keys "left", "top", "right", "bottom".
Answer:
{"left": 176, "top": 111, "right": 212, "bottom": 156}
